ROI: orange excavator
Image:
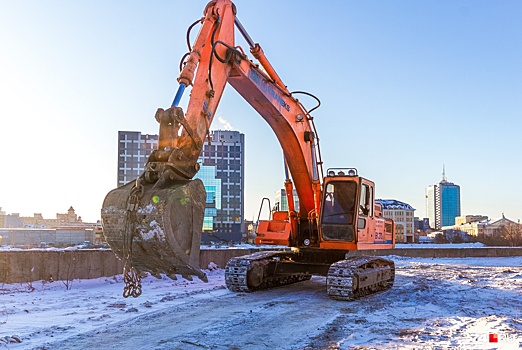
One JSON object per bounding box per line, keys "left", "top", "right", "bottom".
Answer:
{"left": 102, "top": 0, "right": 395, "bottom": 301}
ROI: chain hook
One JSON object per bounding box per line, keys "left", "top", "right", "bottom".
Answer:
{"left": 123, "top": 268, "right": 142, "bottom": 298}
{"left": 122, "top": 178, "right": 144, "bottom": 298}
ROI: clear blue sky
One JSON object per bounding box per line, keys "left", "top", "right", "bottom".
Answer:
{"left": 1, "top": 0, "right": 521, "bottom": 223}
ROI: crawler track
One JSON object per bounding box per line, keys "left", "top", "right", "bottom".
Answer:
{"left": 225, "top": 252, "right": 395, "bottom": 301}
{"left": 326, "top": 256, "right": 395, "bottom": 301}
{"left": 225, "top": 251, "right": 311, "bottom": 292}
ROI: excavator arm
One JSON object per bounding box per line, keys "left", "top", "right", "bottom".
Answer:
{"left": 101, "top": 0, "right": 322, "bottom": 294}
{"left": 155, "top": 0, "right": 321, "bottom": 218}
{"left": 150, "top": 0, "right": 235, "bottom": 181}
{"left": 102, "top": 0, "right": 395, "bottom": 300}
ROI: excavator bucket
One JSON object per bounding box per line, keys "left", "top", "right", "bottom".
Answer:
{"left": 101, "top": 178, "right": 208, "bottom": 283}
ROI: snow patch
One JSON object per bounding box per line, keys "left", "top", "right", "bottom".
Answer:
{"left": 139, "top": 220, "right": 166, "bottom": 241}
{"left": 137, "top": 204, "right": 156, "bottom": 215}
{"left": 0, "top": 257, "right": 521, "bottom": 349}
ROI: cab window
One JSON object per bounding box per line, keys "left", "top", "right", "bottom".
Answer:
{"left": 322, "top": 181, "right": 357, "bottom": 224}
{"left": 358, "top": 184, "right": 373, "bottom": 217}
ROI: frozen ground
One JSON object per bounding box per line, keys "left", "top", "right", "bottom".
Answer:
{"left": 396, "top": 242, "right": 487, "bottom": 248}
{"left": 1, "top": 256, "right": 521, "bottom": 350}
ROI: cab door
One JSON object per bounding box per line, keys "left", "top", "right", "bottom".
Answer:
{"left": 357, "top": 179, "right": 376, "bottom": 244}
{"left": 319, "top": 178, "right": 358, "bottom": 243}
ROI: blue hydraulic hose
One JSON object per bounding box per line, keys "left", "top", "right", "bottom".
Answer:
{"left": 171, "top": 83, "right": 187, "bottom": 107}
{"left": 284, "top": 157, "right": 290, "bottom": 180}
{"left": 311, "top": 143, "right": 319, "bottom": 181}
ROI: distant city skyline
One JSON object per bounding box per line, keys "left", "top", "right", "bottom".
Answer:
{"left": 1, "top": 159, "right": 512, "bottom": 230}
{"left": 1, "top": 1, "right": 521, "bottom": 223}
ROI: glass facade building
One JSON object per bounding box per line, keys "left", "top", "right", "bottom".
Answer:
{"left": 194, "top": 166, "right": 222, "bottom": 232}
{"left": 117, "top": 129, "right": 244, "bottom": 243}
{"left": 274, "top": 189, "right": 299, "bottom": 212}
{"left": 198, "top": 130, "right": 245, "bottom": 242}
{"left": 440, "top": 183, "right": 461, "bottom": 227}
{"left": 426, "top": 174, "right": 461, "bottom": 230}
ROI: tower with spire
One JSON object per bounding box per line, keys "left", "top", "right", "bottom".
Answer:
{"left": 426, "top": 166, "right": 461, "bottom": 230}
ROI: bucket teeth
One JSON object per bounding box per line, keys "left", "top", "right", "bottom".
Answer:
{"left": 181, "top": 274, "right": 193, "bottom": 281}
{"left": 102, "top": 179, "right": 208, "bottom": 289}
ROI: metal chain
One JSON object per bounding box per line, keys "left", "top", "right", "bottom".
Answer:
{"left": 122, "top": 180, "right": 144, "bottom": 298}
{"left": 123, "top": 269, "right": 142, "bottom": 298}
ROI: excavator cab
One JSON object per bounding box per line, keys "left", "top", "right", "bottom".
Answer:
{"left": 319, "top": 168, "right": 393, "bottom": 250}
{"left": 320, "top": 169, "right": 359, "bottom": 243}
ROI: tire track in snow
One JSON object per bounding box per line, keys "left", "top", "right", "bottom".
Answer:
{"left": 39, "top": 277, "right": 339, "bottom": 350}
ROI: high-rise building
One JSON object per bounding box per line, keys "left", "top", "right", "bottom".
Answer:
{"left": 117, "top": 130, "right": 244, "bottom": 242}
{"left": 198, "top": 130, "right": 245, "bottom": 242}
{"left": 426, "top": 168, "right": 461, "bottom": 230}
{"left": 194, "top": 165, "right": 222, "bottom": 233}
{"left": 274, "top": 189, "right": 299, "bottom": 212}
{"left": 117, "top": 131, "right": 158, "bottom": 187}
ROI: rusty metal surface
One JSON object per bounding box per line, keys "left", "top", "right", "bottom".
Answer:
{"left": 101, "top": 179, "right": 207, "bottom": 283}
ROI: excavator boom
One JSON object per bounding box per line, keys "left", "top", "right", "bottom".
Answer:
{"left": 102, "top": 0, "right": 395, "bottom": 300}
{"left": 102, "top": 0, "right": 319, "bottom": 289}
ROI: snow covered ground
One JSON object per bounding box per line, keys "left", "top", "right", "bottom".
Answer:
{"left": 1, "top": 256, "right": 521, "bottom": 350}
{"left": 396, "top": 242, "right": 487, "bottom": 249}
